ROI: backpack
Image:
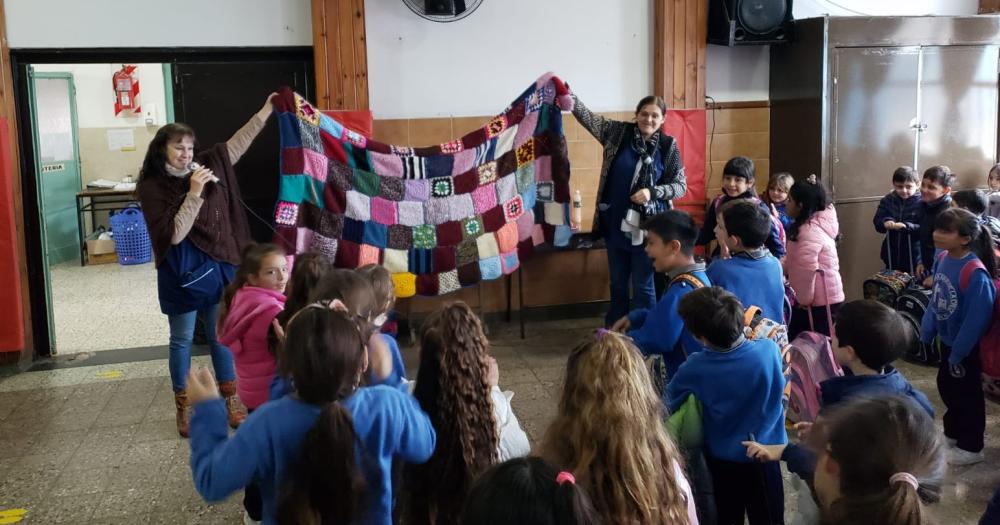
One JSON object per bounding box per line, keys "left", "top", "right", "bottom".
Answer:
{"left": 948, "top": 255, "right": 1000, "bottom": 402}
{"left": 784, "top": 270, "right": 844, "bottom": 425}
{"left": 744, "top": 305, "right": 790, "bottom": 350}
{"left": 647, "top": 272, "right": 707, "bottom": 399}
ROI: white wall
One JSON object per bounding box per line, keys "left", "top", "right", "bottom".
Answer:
{"left": 365, "top": 0, "right": 652, "bottom": 118}
{"left": 32, "top": 64, "right": 167, "bottom": 128}
{"left": 5, "top": 0, "right": 312, "bottom": 48}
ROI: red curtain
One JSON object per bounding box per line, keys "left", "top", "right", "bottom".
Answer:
{"left": 321, "top": 110, "right": 374, "bottom": 137}
{"left": 0, "top": 118, "right": 25, "bottom": 352}
{"left": 662, "top": 109, "right": 707, "bottom": 225}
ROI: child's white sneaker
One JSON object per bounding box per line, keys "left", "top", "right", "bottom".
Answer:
{"left": 947, "top": 447, "right": 985, "bottom": 466}
{"left": 243, "top": 511, "right": 261, "bottom": 525}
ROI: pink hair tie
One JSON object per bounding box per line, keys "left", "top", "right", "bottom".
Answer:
{"left": 595, "top": 328, "right": 610, "bottom": 340}
{"left": 556, "top": 471, "right": 576, "bottom": 486}
{"left": 889, "top": 472, "right": 919, "bottom": 490}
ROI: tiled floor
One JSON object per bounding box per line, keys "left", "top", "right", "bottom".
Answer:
{"left": 50, "top": 261, "right": 165, "bottom": 355}
{"left": 0, "top": 316, "right": 998, "bottom": 524}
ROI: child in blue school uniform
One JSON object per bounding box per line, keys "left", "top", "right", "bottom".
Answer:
{"left": 921, "top": 207, "right": 996, "bottom": 466}
{"left": 696, "top": 156, "right": 785, "bottom": 259}
{"left": 610, "top": 210, "right": 710, "bottom": 397}
{"left": 707, "top": 199, "right": 786, "bottom": 322}
{"left": 187, "top": 305, "right": 436, "bottom": 525}
{"left": 874, "top": 166, "right": 923, "bottom": 273}
{"left": 359, "top": 264, "right": 407, "bottom": 389}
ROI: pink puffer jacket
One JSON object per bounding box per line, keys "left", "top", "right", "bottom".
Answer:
{"left": 786, "top": 205, "right": 845, "bottom": 306}
{"left": 218, "top": 286, "right": 285, "bottom": 409}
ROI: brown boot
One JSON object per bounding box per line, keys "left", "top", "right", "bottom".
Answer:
{"left": 174, "top": 389, "right": 190, "bottom": 438}
{"left": 218, "top": 381, "right": 247, "bottom": 428}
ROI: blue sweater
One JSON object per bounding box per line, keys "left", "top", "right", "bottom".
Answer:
{"left": 628, "top": 267, "right": 710, "bottom": 359}
{"left": 782, "top": 366, "right": 934, "bottom": 482}
{"left": 697, "top": 192, "right": 786, "bottom": 259}
{"left": 190, "top": 387, "right": 436, "bottom": 525}
{"left": 873, "top": 191, "right": 923, "bottom": 272}
{"left": 920, "top": 252, "right": 996, "bottom": 365}
{"left": 667, "top": 337, "right": 788, "bottom": 462}
{"left": 706, "top": 250, "right": 785, "bottom": 322}
{"left": 368, "top": 334, "right": 407, "bottom": 388}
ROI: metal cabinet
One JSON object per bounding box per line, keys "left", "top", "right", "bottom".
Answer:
{"left": 771, "top": 17, "right": 1000, "bottom": 299}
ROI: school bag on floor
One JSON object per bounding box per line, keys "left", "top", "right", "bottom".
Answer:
{"left": 863, "top": 233, "right": 913, "bottom": 307}
{"left": 895, "top": 287, "right": 939, "bottom": 366}
{"left": 785, "top": 270, "right": 843, "bottom": 425}
{"left": 954, "top": 255, "right": 1000, "bottom": 403}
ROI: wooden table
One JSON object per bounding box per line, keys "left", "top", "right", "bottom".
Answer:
{"left": 76, "top": 188, "right": 138, "bottom": 266}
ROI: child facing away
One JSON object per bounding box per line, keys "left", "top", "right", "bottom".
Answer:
{"left": 708, "top": 200, "right": 786, "bottom": 323}
{"left": 668, "top": 286, "right": 786, "bottom": 525}
{"left": 187, "top": 306, "right": 436, "bottom": 525}
{"left": 920, "top": 208, "right": 996, "bottom": 466}
{"left": 358, "top": 264, "right": 407, "bottom": 388}
{"left": 696, "top": 156, "right": 785, "bottom": 259}
{"left": 460, "top": 457, "right": 601, "bottom": 525}
{"left": 402, "top": 302, "right": 530, "bottom": 525}
{"left": 873, "top": 166, "right": 923, "bottom": 273}
{"left": 541, "top": 330, "right": 698, "bottom": 525}
{"left": 915, "top": 165, "right": 955, "bottom": 280}
{"left": 812, "top": 396, "right": 945, "bottom": 525}
{"left": 987, "top": 163, "right": 1000, "bottom": 219}
{"left": 218, "top": 243, "right": 288, "bottom": 418}
{"left": 744, "top": 300, "right": 935, "bottom": 487}
{"left": 785, "top": 179, "right": 845, "bottom": 339}
{"left": 763, "top": 171, "right": 794, "bottom": 230}
{"left": 611, "top": 210, "right": 710, "bottom": 393}
{"left": 951, "top": 189, "right": 1000, "bottom": 252}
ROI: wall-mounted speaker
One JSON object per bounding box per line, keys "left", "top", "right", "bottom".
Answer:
{"left": 708, "top": 0, "right": 794, "bottom": 46}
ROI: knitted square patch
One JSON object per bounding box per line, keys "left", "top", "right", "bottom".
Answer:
{"left": 447, "top": 194, "right": 476, "bottom": 223}
{"left": 494, "top": 125, "right": 518, "bottom": 158}
{"left": 316, "top": 211, "right": 344, "bottom": 238}
{"left": 301, "top": 148, "right": 330, "bottom": 183}
{"left": 520, "top": 187, "right": 537, "bottom": 212}
{"left": 433, "top": 246, "right": 457, "bottom": 272}
{"left": 398, "top": 201, "right": 426, "bottom": 227}
{"left": 504, "top": 195, "right": 525, "bottom": 222}
{"left": 485, "top": 115, "right": 508, "bottom": 138}
{"left": 458, "top": 262, "right": 481, "bottom": 286}
{"left": 327, "top": 163, "right": 353, "bottom": 192}
{"left": 425, "top": 198, "right": 450, "bottom": 225}
{"left": 544, "top": 202, "right": 566, "bottom": 226}
{"left": 363, "top": 222, "right": 388, "bottom": 248}
{"left": 318, "top": 113, "right": 344, "bottom": 140}
{"left": 405, "top": 179, "right": 431, "bottom": 201}
{"left": 359, "top": 243, "right": 380, "bottom": 266}
{"left": 345, "top": 191, "right": 371, "bottom": 221}
{"left": 416, "top": 273, "right": 439, "bottom": 295}
{"left": 500, "top": 250, "right": 520, "bottom": 274}
{"left": 536, "top": 182, "right": 555, "bottom": 202}
{"left": 370, "top": 151, "right": 404, "bottom": 178}
{"left": 497, "top": 174, "right": 518, "bottom": 204}
{"left": 383, "top": 248, "right": 409, "bottom": 274}
{"left": 371, "top": 197, "right": 398, "bottom": 225}
{"left": 342, "top": 217, "right": 365, "bottom": 244}
{"left": 402, "top": 156, "right": 426, "bottom": 179}
{"left": 471, "top": 184, "right": 497, "bottom": 214}
{"left": 412, "top": 225, "right": 437, "bottom": 250}
{"left": 525, "top": 88, "right": 544, "bottom": 113}
{"left": 496, "top": 151, "right": 517, "bottom": 178}
{"left": 275, "top": 201, "right": 298, "bottom": 227}
{"left": 452, "top": 148, "right": 476, "bottom": 176}
{"left": 479, "top": 256, "right": 502, "bottom": 280}
{"left": 344, "top": 129, "right": 367, "bottom": 149}
{"left": 515, "top": 111, "right": 540, "bottom": 145}
{"left": 278, "top": 113, "right": 303, "bottom": 150}
{"left": 297, "top": 118, "right": 323, "bottom": 154}
{"left": 453, "top": 169, "right": 478, "bottom": 195}
{"left": 391, "top": 145, "right": 415, "bottom": 157}
{"left": 462, "top": 216, "right": 485, "bottom": 240}
{"left": 295, "top": 227, "right": 315, "bottom": 254}
{"left": 477, "top": 233, "right": 500, "bottom": 260}
{"left": 496, "top": 222, "right": 519, "bottom": 253}
{"left": 517, "top": 211, "right": 536, "bottom": 240}
{"left": 392, "top": 272, "right": 417, "bottom": 298}
{"left": 477, "top": 162, "right": 498, "bottom": 185}
{"left": 515, "top": 138, "right": 536, "bottom": 167}
{"left": 335, "top": 239, "right": 360, "bottom": 268}
{"left": 426, "top": 155, "right": 454, "bottom": 177}
{"left": 554, "top": 224, "right": 572, "bottom": 246}
{"left": 534, "top": 155, "right": 552, "bottom": 182}
{"left": 436, "top": 221, "right": 463, "bottom": 247}
{"left": 353, "top": 169, "right": 380, "bottom": 197}
{"left": 379, "top": 176, "right": 405, "bottom": 201}
{"left": 387, "top": 224, "right": 413, "bottom": 250}
{"left": 515, "top": 163, "right": 535, "bottom": 193}
{"left": 438, "top": 269, "right": 461, "bottom": 295}
{"left": 482, "top": 206, "right": 507, "bottom": 233}
{"left": 457, "top": 239, "right": 479, "bottom": 265}
{"left": 431, "top": 177, "right": 454, "bottom": 198}
{"left": 309, "top": 233, "right": 338, "bottom": 262}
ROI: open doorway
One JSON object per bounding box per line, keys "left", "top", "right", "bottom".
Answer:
{"left": 15, "top": 48, "right": 313, "bottom": 358}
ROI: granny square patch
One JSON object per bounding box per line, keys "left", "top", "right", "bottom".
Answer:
{"left": 504, "top": 195, "right": 525, "bottom": 221}
{"left": 477, "top": 162, "right": 498, "bottom": 185}
{"left": 440, "top": 139, "right": 463, "bottom": 154}
{"left": 536, "top": 181, "right": 555, "bottom": 202}
{"left": 485, "top": 115, "right": 508, "bottom": 138}
{"left": 431, "top": 177, "right": 454, "bottom": 198}
{"left": 516, "top": 138, "right": 536, "bottom": 167}
{"left": 462, "top": 216, "right": 485, "bottom": 240}
{"left": 515, "top": 163, "right": 535, "bottom": 193}
{"left": 275, "top": 201, "right": 298, "bottom": 226}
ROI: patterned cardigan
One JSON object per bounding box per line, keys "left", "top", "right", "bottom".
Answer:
{"left": 571, "top": 94, "right": 687, "bottom": 238}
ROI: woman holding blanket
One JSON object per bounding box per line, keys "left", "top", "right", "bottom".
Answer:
{"left": 569, "top": 89, "right": 687, "bottom": 327}
{"left": 138, "top": 93, "right": 276, "bottom": 437}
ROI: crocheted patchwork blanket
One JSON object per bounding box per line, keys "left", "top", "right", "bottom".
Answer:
{"left": 271, "top": 73, "right": 574, "bottom": 297}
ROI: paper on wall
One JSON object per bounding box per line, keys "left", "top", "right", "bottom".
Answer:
{"left": 106, "top": 128, "right": 135, "bottom": 151}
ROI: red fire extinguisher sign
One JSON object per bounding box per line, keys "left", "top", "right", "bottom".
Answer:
{"left": 113, "top": 65, "right": 140, "bottom": 116}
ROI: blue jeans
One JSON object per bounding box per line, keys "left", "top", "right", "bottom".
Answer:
{"left": 167, "top": 302, "right": 235, "bottom": 391}
{"left": 605, "top": 246, "right": 655, "bottom": 327}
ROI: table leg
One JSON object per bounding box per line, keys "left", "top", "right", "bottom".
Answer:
{"left": 505, "top": 273, "right": 512, "bottom": 323}
{"left": 518, "top": 267, "right": 525, "bottom": 339}
{"left": 77, "top": 195, "right": 85, "bottom": 266}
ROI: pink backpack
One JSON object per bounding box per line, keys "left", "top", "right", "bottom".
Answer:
{"left": 945, "top": 255, "right": 1000, "bottom": 401}
{"left": 784, "top": 270, "right": 843, "bottom": 424}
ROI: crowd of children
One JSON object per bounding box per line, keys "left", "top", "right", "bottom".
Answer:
{"left": 175, "top": 156, "right": 1000, "bottom": 525}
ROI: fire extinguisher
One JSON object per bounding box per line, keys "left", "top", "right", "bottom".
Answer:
{"left": 113, "top": 65, "right": 140, "bottom": 116}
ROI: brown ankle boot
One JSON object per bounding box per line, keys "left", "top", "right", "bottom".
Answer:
{"left": 174, "top": 389, "right": 190, "bottom": 438}
{"left": 218, "top": 381, "right": 247, "bottom": 428}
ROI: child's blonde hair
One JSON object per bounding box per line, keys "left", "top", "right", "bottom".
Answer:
{"left": 541, "top": 330, "right": 691, "bottom": 525}
{"left": 762, "top": 172, "right": 794, "bottom": 205}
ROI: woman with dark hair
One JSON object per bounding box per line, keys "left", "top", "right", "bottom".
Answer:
{"left": 137, "top": 94, "right": 275, "bottom": 437}
{"left": 570, "top": 90, "right": 687, "bottom": 327}
{"left": 784, "top": 178, "right": 845, "bottom": 339}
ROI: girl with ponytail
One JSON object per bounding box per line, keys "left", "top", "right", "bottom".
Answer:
{"left": 812, "top": 395, "right": 945, "bottom": 525}
{"left": 186, "top": 305, "right": 436, "bottom": 525}
{"left": 402, "top": 301, "right": 530, "bottom": 524}
{"left": 921, "top": 208, "right": 996, "bottom": 466}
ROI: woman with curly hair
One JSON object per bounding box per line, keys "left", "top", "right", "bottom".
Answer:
{"left": 402, "top": 301, "right": 529, "bottom": 524}
{"left": 541, "top": 329, "right": 697, "bottom": 525}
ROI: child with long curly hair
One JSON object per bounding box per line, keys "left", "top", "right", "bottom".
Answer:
{"left": 402, "top": 301, "right": 529, "bottom": 524}
{"left": 540, "top": 329, "right": 697, "bottom": 525}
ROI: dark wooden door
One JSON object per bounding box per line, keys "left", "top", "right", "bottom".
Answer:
{"left": 172, "top": 57, "right": 313, "bottom": 242}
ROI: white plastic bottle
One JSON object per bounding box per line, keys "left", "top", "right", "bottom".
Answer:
{"left": 572, "top": 189, "right": 583, "bottom": 231}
